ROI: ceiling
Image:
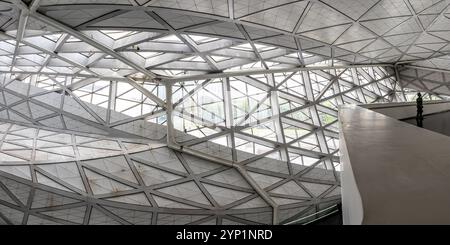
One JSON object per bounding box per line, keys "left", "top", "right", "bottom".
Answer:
{"left": 0, "top": 0, "right": 448, "bottom": 80}
{"left": 0, "top": 0, "right": 442, "bottom": 225}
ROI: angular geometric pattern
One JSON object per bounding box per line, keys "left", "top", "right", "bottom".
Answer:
{"left": 2, "top": 0, "right": 440, "bottom": 73}
{"left": 0, "top": 64, "right": 404, "bottom": 225}
{"left": 172, "top": 66, "right": 403, "bottom": 172}
{"left": 0, "top": 0, "right": 447, "bottom": 225}
{"left": 398, "top": 65, "right": 450, "bottom": 99}
{"left": 0, "top": 122, "right": 154, "bottom": 163}
{"left": 0, "top": 142, "right": 340, "bottom": 225}
{"left": 0, "top": 78, "right": 341, "bottom": 224}
{"left": 0, "top": 0, "right": 447, "bottom": 78}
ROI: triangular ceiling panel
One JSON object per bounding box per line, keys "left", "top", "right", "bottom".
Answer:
{"left": 320, "top": 0, "right": 379, "bottom": 20}
{"left": 385, "top": 18, "right": 423, "bottom": 36}
{"left": 32, "top": 189, "right": 81, "bottom": 210}
{"left": 204, "top": 168, "right": 252, "bottom": 188}
{"left": 44, "top": 8, "right": 117, "bottom": 27}
{"left": 242, "top": 25, "right": 283, "bottom": 40}
{"left": 133, "top": 161, "right": 183, "bottom": 186}
{"left": 149, "top": 0, "right": 229, "bottom": 17}
{"left": 88, "top": 207, "right": 120, "bottom": 225}
{"left": 101, "top": 205, "right": 152, "bottom": 225}
{"left": 0, "top": 187, "right": 18, "bottom": 205}
{"left": 0, "top": 165, "right": 31, "bottom": 180}
{"left": 188, "top": 22, "right": 246, "bottom": 40}
{"left": 416, "top": 33, "right": 447, "bottom": 44}
{"left": 360, "top": 16, "right": 410, "bottom": 36}
{"left": 298, "top": 3, "right": 351, "bottom": 33}
{"left": 417, "top": 43, "right": 447, "bottom": 51}
{"left": 338, "top": 39, "right": 375, "bottom": 52}
{"left": 83, "top": 156, "right": 138, "bottom": 184}
{"left": 40, "top": 206, "right": 86, "bottom": 224}
{"left": 35, "top": 172, "right": 75, "bottom": 193}
{"left": 269, "top": 180, "right": 311, "bottom": 198}
{"left": 418, "top": 14, "right": 439, "bottom": 29}
{"left": 247, "top": 171, "right": 283, "bottom": 189}
{"left": 83, "top": 168, "right": 134, "bottom": 195}
{"left": 334, "top": 24, "right": 376, "bottom": 44}
{"left": 240, "top": 1, "right": 309, "bottom": 32}
{"left": 234, "top": 0, "right": 300, "bottom": 18}
{"left": 92, "top": 11, "right": 166, "bottom": 30}
{"left": 410, "top": 0, "right": 448, "bottom": 14}
{"left": 202, "top": 183, "right": 252, "bottom": 206}
{"left": 430, "top": 31, "right": 450, "bottom": 41}
{"left": 38, "top": 162, "right": 85, "bottom": 192}
{"left": 29, "top": 102, "right": 55, "bottom": 119}
{"left": 384, "top": 33, "right": 421, "bottom": 46}
{"left": 105, "top": 193, "right": 152, "bottom": 206}
{"left": 154, "top": 9, "right": 216, "bottom": 29}
{"left": 156, "top": 181, "right": 211, "bottom": 206}
{"left": 301, "top": 24, "right": 351, "bottom": 44}
{"left": 360, "top": 39, "right": 392, "bottom": 52}
{"left": 360, "top": 0, "right": 412, "bottom": 20}
{"left": 152, "top": 195, "right": 202, "bottom": 209}
{"left": 259, "top": 35, "right": 297, "bottom": 50}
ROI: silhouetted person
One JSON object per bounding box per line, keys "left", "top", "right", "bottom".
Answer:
{"left": 416, "top": 92, "right": 423, "bottom": 127}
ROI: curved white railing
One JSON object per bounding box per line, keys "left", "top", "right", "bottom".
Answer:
{"left": 339, "top": 102, "right": 450, "bottom": 224}
{"left": 339, "top": 117, "right": 364, "bottom": 225}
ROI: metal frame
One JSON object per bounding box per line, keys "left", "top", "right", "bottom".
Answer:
{"left": 0, "top": 0, "right": 447, "bottom": 225}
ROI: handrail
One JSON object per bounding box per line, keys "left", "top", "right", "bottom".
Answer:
{"left": 283, "top": 204, "right": 340, "bottom": 225}
{"left": 302, "top": 209, "right": 340, "bottom": 225}
{"left": 360, "top": 100, "right": 449, "bottom": 110}
{"left": 360, "top": 100, "right": 450, "bottom": 121}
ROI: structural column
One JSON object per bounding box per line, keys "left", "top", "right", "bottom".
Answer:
{"left": 165, "top": 81, "right": 177, "bottom": 149}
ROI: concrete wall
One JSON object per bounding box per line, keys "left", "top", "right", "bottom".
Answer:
{"left": 339, "top": 113, "right": 363, "bottom": 225}
{"left": 339, "top": 104, "right": 450, "bottom": 224}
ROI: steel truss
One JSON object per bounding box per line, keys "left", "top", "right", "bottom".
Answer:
{"left": 0, "top": 0, "right": 445, "bottom": 225}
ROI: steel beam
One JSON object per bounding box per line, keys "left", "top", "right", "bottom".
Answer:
{"left": 31, "top": 12, "right": 159, "bottom": 80}
{"left": 163, "top": 64, "right": 394, "bottom": 83}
